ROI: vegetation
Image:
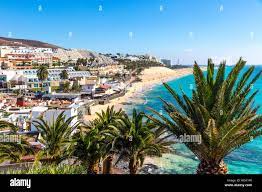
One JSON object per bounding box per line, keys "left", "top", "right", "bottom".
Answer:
{"left": 72, "top": 107, "right": 124, "bottom": 174}
{"left": 71, "top": 81, "right": 82, "bottom": 92}
{"left": 70, "top": 107, "right": 173, "bottom": 174}
{"left": 91, "top": 106, "right": 125, "bottom": 174}
{"left": 1, "top": 164, "right": 86, "bottom": 174}
{"left": 51, "top": 86, "right": 60, "bottom": 92}
{"left": 32, "top": 112, "right": 78, "bottom": 165}
{"left": 88, "top": 57, "right": 95, "bottom": 65}
{"left": 37, "top": 65, "right": 49, "bottom": 91}
{"left": 114, "top": 109, "right": 173, "bottom": 174}
{"left": 60, "top": 69, "right": 69, "bottom": 80}
{"left": 0, "top": 140, "right": 33, "bottom": 164}
{"left": 76, "top": 58, "right": 88, "bottom": 66}
{"left": 1, "top": 62, "right": 9, "bottom": 70}
{"left": 52, "top": 61, "right": 62, "bottom": 67}
{"left": 31, "top": 88, "right": 42, "bottom": 92}
{"left": 118, "top": 59, "right": 163, "bottom": 72}
{"left": 0, "top": 121, "right": 34, "bottom": 163}
{"left": 148, "top": 58, "right": 262, "bottom": 174}
{"left": 1, "top": 58, "right": 261, "bottom": 175}
{"left": 37, "top": 65, "right": 49, "bottom": 82}
{"left": 75, "top": 57, "right": 98, "bottom": 67}
{"left": 0, "top": 120, "right": 19, "bottom": 133}
{"left": 72, "top": 124, "right": 108, "bottom": 174}
{"left": 61, "top": 81, "right": 71, "bottom": 93}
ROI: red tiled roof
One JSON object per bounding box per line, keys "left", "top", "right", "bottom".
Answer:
{"left": 99, "top": 84, "right": 111, "bottom": 89}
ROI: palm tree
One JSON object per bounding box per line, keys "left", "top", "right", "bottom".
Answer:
{"left": 72, "top": 106, "right": 125, "bottom": 174}
{"left": 0, "top": 121, "right": 33, "bottom": 163}
{"left": 61, "top": 81, "right": 70, "bottom": 93}
{"left": 148, "top": 58, "right": 262, "bottom": 174}
{"left": 60, "top": 69, "right": 69, "bottom": 80}
{"left": 94, "top": 106, "right": 125, "bottom": 130}
{"left": 71, "top": 80, "right": 81, "bottom": 92}
{"left": 72, "top": 125, "right": 108, "bottom": 174}
{"left": 115, "top": 109, "right": 173, "bottom": 174}
{"left": 1, "top": 61, "right": 9, "bottom": 70}
{"left": 59, "top": 70, "right": 70, "bottom": 93}
{"left": 37, "top": 65, "right": 48, "bottom": 92}
{"left": 88, "top": 57, "right": 95, "bottom": 65}
{"left": 93, "top": 106, "right": 125, "bottom": 174}
{"left": 32, "top": 112, "right": 78, "bottom": 165}
{"left": 0, "top": 120, "right": 19, "bottom": 133}
{"left": 0, "top": 140, "right": 33, "bottom": 163}
{"left": 76, "top": 58, "right": 87, "bottom": 66}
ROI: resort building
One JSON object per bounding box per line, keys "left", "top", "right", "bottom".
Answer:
{"left": 79, "top": 76, "right": 99, "bottom": 94}
{"left": 161, "top": 59, "right": 172, "bottom": 68}
{"left": 0, "top": 67, "right": 91, "bottom": 89}
{"left": 0, "top": 46, "right": 55, "bottom": 69}
{"left": 30, "top": 101, "right": 84, "bottom": 132}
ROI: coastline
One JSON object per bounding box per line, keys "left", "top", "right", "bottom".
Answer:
{"left": 84, "top": 66, "right": 202, "bottom": 174}
{"left": 84, "top": 66, "right": 204, "bottom": 121}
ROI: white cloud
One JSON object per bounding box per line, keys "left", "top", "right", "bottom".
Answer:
{"left": 250, "top": 32, "right": 254, "bottom": 40}
{"left": 184, "top": 48, "right": 193, "bottom": 53}
{"left": 129, "top": 32, "right": 133, "bottom": 39}
{"left": 8, "top": 32, "right": 12, "bottom": 38}
{"left": 188, "top": 32, "right": 194, "bottom": 39}
{"left": 219, "top": 5, "right": 224, "bottom": 12}
{"left": 38, "top": 5, "right": 43, "bottom": 12}
{"left": 68, "top": 32, "right": 73, "bottom": 38}
{"left": 98, "top": 5, "right": 103, "bottom": 12}
{"left": 160, "top": 5, "right": 164, "bottom": 12}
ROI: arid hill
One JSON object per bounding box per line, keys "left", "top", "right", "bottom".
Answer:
{"left": 0, "top": 36, "right": 63, "bottom": 49}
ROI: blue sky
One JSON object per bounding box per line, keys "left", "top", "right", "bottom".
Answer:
{"left": 0, "top": 0, "right": 262, "bottom": 65}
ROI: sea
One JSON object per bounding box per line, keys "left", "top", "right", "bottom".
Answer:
{"left": 125, "top": 66, "right": 262, "bottom": 174}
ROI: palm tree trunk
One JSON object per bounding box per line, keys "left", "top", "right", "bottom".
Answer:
{"left": 41, "top": 81, "right": 43, "bottom": 93}
{"left": 129, "top": 158, "right": 139, "bottom": 174}
{"left": 103, "top": 155, "right": 113, "bottom": 174}
{"left": 197, "top": 160, "right": 228, "bottom": 175}
{"left": 87, "top": 162, "right": 99, "bottom": 174}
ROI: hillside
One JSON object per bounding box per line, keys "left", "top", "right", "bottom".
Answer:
{"left": 0, "top": 36, "right": 63, "bottom": 49}
{"left": 0, "top": 36, "right": 115, "bottom": 64}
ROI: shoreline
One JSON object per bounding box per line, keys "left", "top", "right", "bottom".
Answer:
{"left": 84, "top": 66, "right": 204, "bottom": 121}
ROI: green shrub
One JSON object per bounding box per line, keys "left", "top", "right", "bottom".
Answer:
{"left": 2, "top": 164, "right": 86, "bottom": 174}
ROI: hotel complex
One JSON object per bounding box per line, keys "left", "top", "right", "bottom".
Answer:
{"left": 0, "top": 46, "right": 116, "bottom": 69}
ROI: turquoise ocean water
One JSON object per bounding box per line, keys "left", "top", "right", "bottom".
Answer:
{"left": 126, "top": 66, "right": 262, "bottom": 174}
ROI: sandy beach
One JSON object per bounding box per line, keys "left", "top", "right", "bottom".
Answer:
{"left": 84, "top": 67, "right": 201, "bottom": 121}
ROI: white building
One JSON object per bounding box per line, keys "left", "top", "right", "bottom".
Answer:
{"left": 80, "top": 76, "right": 98, "bottom": 94}
{"left": 0, "top": 70, "right": 23, "bottom": 82}
{"left": 31, "top": 103, "right": 80, "bottom": 132}
{"left": 82, "top": 84, "right": 96, "bottom": 94}
{"left": 0, "top": 46, "right": 53, "bottom": 57}
{"left": 161, "top": 59, "right": 172, "bottom": 67}
{"left": 125, "top": 56, "right": 140, "bottom": 61}
{"left": 22, "top": 67, "right": 90, "bottom": 81}
{"left": 0, "top": 67, "right": 91, "bottom": 89}
{"left": 0, "top": 107, "right": 31, "bottom": 132}
{"left": 30, "top": 106, "right": 48, "bottom": 131}
{"left": 0, "top": 46, "right": 54, "bottom": 66}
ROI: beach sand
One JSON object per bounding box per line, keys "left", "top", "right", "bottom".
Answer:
{"left": 84, "top": 67, "right": 200, "bottom": 121}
